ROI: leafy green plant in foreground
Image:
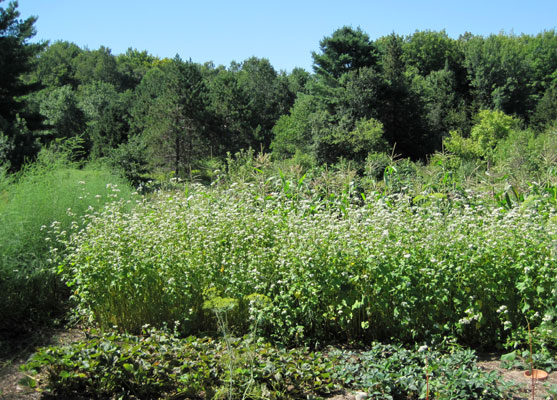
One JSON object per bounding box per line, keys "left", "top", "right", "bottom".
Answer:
{"left": 331, "top": 343, "right": 510, "bottom": 399}
{"left": 22, "top": 328, "right": 337, "bottom": 399}
{"left": 22, "top": 329, "right": 512, "bottom": 399}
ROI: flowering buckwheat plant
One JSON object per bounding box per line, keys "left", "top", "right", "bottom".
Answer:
{"left": 57, "top": 181, "right": 556, "bottom": 347}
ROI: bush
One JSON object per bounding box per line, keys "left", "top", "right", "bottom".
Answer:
{"left": 107, "top": 135, "right": 150, "bottom": 186}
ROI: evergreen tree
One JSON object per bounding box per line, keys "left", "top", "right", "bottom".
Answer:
{"left": 132, "top": 58, "right": 212, "bottom": 175}
{"left": 0, "top": 0, "right": 45, "bottom": 169}
{"left": 312, "top": 26, "right": 379, "bottom": 80}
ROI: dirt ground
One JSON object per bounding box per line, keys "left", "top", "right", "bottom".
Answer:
{"left": 0, "top": 329, "right": 85, "bottom": 400}
{"left": 476, "top": 354, "right": 556, "bottom": 400}
{"left": 1, "top": 331, "right": 555, "bottom": 399}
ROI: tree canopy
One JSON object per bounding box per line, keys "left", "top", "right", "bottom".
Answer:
{"left": 2, "top": 3, "right": 556, "bottom": 176}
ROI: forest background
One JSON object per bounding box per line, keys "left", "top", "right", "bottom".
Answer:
{"left": 1, "top": 0, "right": 555, "bottom": 179}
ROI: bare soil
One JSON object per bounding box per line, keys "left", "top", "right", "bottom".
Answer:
{"left": 1, "top": 331, "right": 555, "bottom": 399}
{"left": 0, "top": 329, "right": 84, "bottom": 400}
{"left": 477, "top": 354, "right": 556, "bottom": 400}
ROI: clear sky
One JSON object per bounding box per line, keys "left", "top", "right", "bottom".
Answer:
{"left": 15, "top": 0, "right": 557, "bottom": 72}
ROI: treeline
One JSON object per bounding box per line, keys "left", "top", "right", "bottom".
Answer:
{"left": 1, "top": 1, "right": 556, "bottom": 179}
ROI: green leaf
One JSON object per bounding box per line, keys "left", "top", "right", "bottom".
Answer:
{"left": 500, "top": 351, "right": 516, "bottom": 362}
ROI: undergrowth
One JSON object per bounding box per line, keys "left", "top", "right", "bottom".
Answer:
{"left": 22, "top": 328, "right": 512, "bottom": 400}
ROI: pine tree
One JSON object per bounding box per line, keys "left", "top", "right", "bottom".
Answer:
{"left": 0, "top": 0, "right": 45, "bottom": 169}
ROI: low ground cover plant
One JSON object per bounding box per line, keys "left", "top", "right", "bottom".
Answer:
{"left": 22, "top": 328, "right": 338, "bottom": 399}
{"left": 22, "top": 329, "right": 511, "bottom": 399}
{"left": 331, "top": 343, "right": 510, "bottom": 399}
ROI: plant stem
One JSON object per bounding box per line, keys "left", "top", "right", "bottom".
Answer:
{"left": 527, "top": 319, "right": 534, "bottom": 400}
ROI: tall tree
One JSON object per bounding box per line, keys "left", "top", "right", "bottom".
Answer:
{"left": 236, "top": 57, "right": 290, "bottom": 148}
{"left": 271, "top": 93, "right": 319, "bottom": 158}
{"left": 412, "top": 63, "right": 469, "bottom": 148}
{"left": 35, "top": 85, "right": 86, "bottom": 143}
{"left": 463, "top": 33, "right": 534, "bottom": 118}
{"left": 403, "top": 30, "right": 462, "bottom": 77}
{"left": 132, "top": 58, "right": 211, "bottom": 175}
{"left": 78, "top": 81, "right": 131, "bottom": 158}
{"left": 32, "top": 41, "right": 82, "bottom": 89}
{"left": 116, "top": 48, "right": 157, "bottom": 91}
{"left": 73, "top": 46, "right": 120, "bottom": 88}
{"left": 204, "top": 66, "right": 254, "bottom": 153}
{"left": 312, "top": 26, "right": 379, "bottom": 80}
{"left": 0, "top": 0, "right": 45, "bottom": 169}
{"left": 379, "top": 33, "right": 428, "bottom": 158}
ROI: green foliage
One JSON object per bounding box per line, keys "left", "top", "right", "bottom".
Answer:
{"left": 35, "top": 85, "right": 87, "bottom": 142}
{"left": 271, "top": 94, "right": 317, "bottom": 159}
{"left": 32, "top": 40, "right": 82, "bottom": 88}
{"left": 363, "top": 152, "right": 392, "bottom": 180}
{"left": 338, "top": 117, "right": 388, "bottom": 160}
{"left": 132, "top": 58, "right": 211, "bottom": 175}
{"left": 0, "top": 0, "right": 45, "bottom": 170}
{"left": 494, "top": 127, "right": 557, "bottom": 183}
{"left": 116, "top": 47, "right": 157, "bottom": 90}
{"left": 15, "top": 25, "right": 557, "bottom": 170}
{"left": 403, "top": 30, "right": 463, "bottom": 78}
{"left": 470, "top": 109, "right": 520, "bottom": 156}
{"left": 78, "top": 81, "right": 131, "bottom": 158}
{"left": 462, "top": 33, "right": 534, "bottom": 116}
{"left": 72, "top": 45, "right": 120, "bottom": 87}
{"left": 332, "top": 343, "right": 508, "bottom": 399}
{"left": 378, "top": 33, "right": 429, "bottom": 158}
{"left": 55, "top": 174, "right": 556, "bottom": 348}
{"left": 0, "top": 148, "right": 133, "bottom": 336}
{"left": 339, "top": 66, "right": 385, "bottom": 123}
{"left": 445, "top": 110, "right": 521, "bottom": 163}
{"left": 236, "top": 57, "right": 292, "bottom": 148}
{"left": 23, "top": 329, "right": 338, "bottom": 399}
{"left": 205, "top": 66, "right": 255, "bottom": 152}
{"left": 312, "top": 117, "right": 389, "bottom": 164}
{"left": 500, "top": 348, "right": 557, "bottom": 372}
{"left": 23, "top": 329, "right": 513, "bottom": 400}
{"left": 532, "top": 83, "right": 557, "bottom": 128}
{"left": 312, "top": 26, "right": 379, "bottom": 79}
{"left": 412, "top": 64, "right": 469, "bottom": 147}
{"left": 443, "top": 130, "right": 481, "bottom": 160}
{"left": 107, "top": 135, "right": 150, "bottom": 185}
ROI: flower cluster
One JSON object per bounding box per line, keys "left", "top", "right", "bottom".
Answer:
{"left": 57, "top": 182, "right": 556, "bottom": 346}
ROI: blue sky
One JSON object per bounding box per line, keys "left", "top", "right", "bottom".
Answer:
{"left": 15, "top": 0, "right": 557, "bottom": 72}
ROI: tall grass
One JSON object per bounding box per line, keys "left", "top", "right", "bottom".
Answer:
{"left": 0, "top": 150, "right": 134, "bottom": 336}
